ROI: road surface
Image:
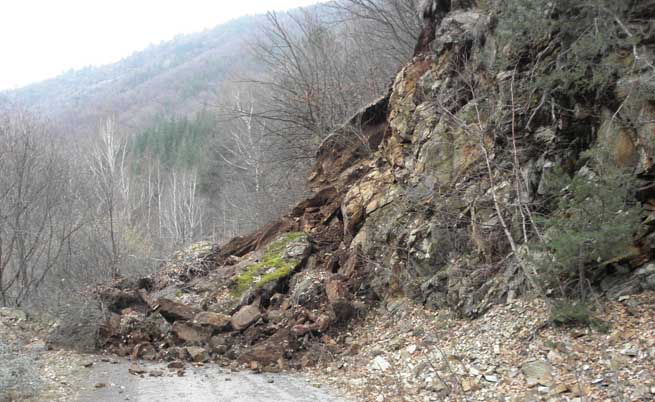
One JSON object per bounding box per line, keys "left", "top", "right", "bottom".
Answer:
{"left": 76, "top": 360, "right": 351, "bottom": 402}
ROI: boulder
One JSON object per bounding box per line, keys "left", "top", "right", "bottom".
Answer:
{"left": 194, "top": 311, "right": 230, "bottom": 329}
{"left": 186, "top": 346, "right": 209, "bottom": 363}
{"left": 325, "top": 278, "right": 348, "bottom": 303}
{"left": 237, "top": 329, "right": 294, "bottom": 367}
{"left": 142, "top": 312, "right": 172, "bottom": 339}
{"left": 230, "top": 304, "right": 261, "bottom": 331}
{"left": 238, "top": 344, "right": 285, "bottom": 367}
{"left": 289, "top": 273, "right": 324, "bottom": 307}
{"left": 331, "top": 299, "right": 355, "bottom": 323}
{"left": 131, "top": 342, "right": 157, "bottom": 360}
{"left": 156, "top": 298, "right": 198, "bottom": 322}
{"left": 209, "top": 335, "right": 231, "bottom": 354}
{"left": 98, "top": 288, "right": 144, "bottom": 313}
{"left": 171, "top": 322, "right": 211, "bottom": 344}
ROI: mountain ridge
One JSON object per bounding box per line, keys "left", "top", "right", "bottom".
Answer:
{"left": 2, "top": 14, "right": 265, "bottom": 137}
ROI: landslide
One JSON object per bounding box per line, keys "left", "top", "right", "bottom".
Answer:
{"left": 89, "top": 0, "right": 655, "bottom": 377}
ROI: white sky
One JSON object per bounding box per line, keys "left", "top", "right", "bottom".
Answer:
{"left": 0, "top": 0, "right": 324, "bottom": 90}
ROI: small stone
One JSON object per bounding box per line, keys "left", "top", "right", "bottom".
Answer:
{"left": 94, "top": 383, "right": 107, "bottom": 389}
{"left": 406, "top": 344, "right": 417, "bottom": 354}
{"left": 484, "top": 374, "right": 498, "bottom": 383}
{"left": 521, "top": 360, "right": 554, "bottom": 386}
{"left": 461, "top": 379, "right": 479, "bottom": 392}
{"left": 186, "top": 346, "right": 209, "bottom": 363}
{"left": 167, "top": 360, "right": 185, "bottom": 369}
{"left": 429, "top": 378, "right": 448, "bottom": 393}
{"left": 369, "top": 356, "right": 391, "bottom": 372}
{"left": 148, "top": 370, "right": 164, "bottom": 377}
{"left": 128, "top": 365, "right": 147, "bottom": 375}
{"left": 547, "top": 350, "right": 563, "bottom": 364}
{"left": 551, "top": 384, "right": 569, "bottom": 394}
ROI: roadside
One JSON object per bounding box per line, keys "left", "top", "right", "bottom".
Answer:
{"left": 3, "top": 292, "right": 655, "bottom": 402}
{"left": 309, "top": 292, "right": 655, "bottom": 401}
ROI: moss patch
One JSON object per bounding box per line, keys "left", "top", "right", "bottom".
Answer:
{"left": 231, "top": 232, "right": 307, "bottom": 297}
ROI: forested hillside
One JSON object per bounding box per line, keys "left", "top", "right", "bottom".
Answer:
{"left": 3, "top": 16, "right": 261, "bottom": 138}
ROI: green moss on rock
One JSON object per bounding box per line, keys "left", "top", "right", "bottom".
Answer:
{"left": 232, "top": 232, "right": 307, "bottom": 296}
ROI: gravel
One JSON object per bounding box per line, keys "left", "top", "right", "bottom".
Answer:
{"left": 0, "top": 339, "right": 42, "bottom": 401}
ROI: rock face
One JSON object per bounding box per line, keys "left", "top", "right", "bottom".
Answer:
{"left": 95, "top": 2, "right": 655, "bottom": 370}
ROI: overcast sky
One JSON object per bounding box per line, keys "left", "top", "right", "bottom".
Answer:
{"left": 0, "top": 0, "right": 324, "bottom": 90}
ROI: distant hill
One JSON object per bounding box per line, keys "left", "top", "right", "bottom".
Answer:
{"left": 2, "top": 15, "right": 265, "bottom": 138}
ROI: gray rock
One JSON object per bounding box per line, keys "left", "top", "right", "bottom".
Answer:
{"left": 484, "top": 374, "right": 499, "bottom": 383}
{"left": 521, "top": 360, "right": 553, "bottom": 386}
{"left": 186, "top": 346, "right": 209, "bottom": 363}
{"left": 289, "top": 274, "right": 324, "bottom": 307}
{"left": 0, "top": 308, "right": 27, "bottom": 322}
{"left": 369, "top": 356, "right": 391, "bottom": 372}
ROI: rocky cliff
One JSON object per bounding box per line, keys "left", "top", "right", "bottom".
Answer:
{"left": 93, "top": 0, "right": 655, "bottom": 377}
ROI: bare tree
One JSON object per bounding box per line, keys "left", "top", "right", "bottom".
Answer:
{"left": 161, "top": 169, "right": 205, "bottom": 246}
{"left": 0, "top": 110, "right": 83, "bottom": 306}
{"left": 87, "top": 117, "right": 130, "bottom": 278}
{"left": 328, "top": 0, "right": 423, "bottom": 63}
{"left": 249, "top": 8, "right": 395, "bottom": 160}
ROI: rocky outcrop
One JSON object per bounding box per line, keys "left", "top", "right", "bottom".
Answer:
{"left": 95, "top": 2, "right": 655, "bottom": 371}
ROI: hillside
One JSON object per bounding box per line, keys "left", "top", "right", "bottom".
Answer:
{"left": 2, "top": 15, "right": 263, "bottom": 137}
{"left": 2, "top": 0, "right": 655, "bottom": 401}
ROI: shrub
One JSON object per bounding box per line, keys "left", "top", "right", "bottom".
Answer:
{"left": 495, "top": 0, "right": 646, "bottom": 99}
{"left": 550, "top": 299, "right": 591, "bottom": 326}
{"left": 535, "top": 146, "right": 642, "bottom": 298}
